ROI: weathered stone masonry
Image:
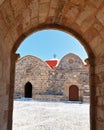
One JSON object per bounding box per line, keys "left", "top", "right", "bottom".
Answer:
{"left": 15, "top": 55, "right": 50, "bottom": 97}
{"left": 15, "top": 53, "right": 89, "bottom": 102}
{"left": 1, "top": 0, "right": 104, "bottom": 129}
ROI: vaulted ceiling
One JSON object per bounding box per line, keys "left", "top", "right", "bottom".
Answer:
{"left": 0, "top": 0, "right": 104, "bottom": 57}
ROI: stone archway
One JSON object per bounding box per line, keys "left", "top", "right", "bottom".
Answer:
{"left": 10, "top": 25, "right": 94, "bottom": 130}
{"left": 69, "top": 85, "right": 79, "bottom": 101}
{"left": 64, "top": 76, "right": 82, "bottom": 101}
{"left": 1, "top": 1, "right": 104, "bottom": 130}
{"left": 24, "top": 82, "right": 32, "bottom": 98}
{"left": 9, "top": 26, "right": 95, "bottom": 130}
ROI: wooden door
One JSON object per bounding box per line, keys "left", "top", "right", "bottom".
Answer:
{"left": 69, "top": 85, "right": 79, "bottom": 101}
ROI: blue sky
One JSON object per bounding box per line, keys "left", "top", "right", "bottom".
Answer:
{"left": 16, "top": 30, "right": 88, "bottom": 61}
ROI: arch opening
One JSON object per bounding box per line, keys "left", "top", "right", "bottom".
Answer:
{"left": 16, "top": 29, "right": 88, "bottom": 62}
{"left": 24, "top": 82, "right": 32, "bottom": 98}
{"left": 12, "top": 24, "right": 94, "bottom": 60}
{"left": 13, "top": 24, "right": 93, "bottom": 130}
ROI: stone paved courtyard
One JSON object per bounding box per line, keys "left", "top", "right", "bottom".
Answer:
{"left": 13, "top": 99, "right": 90, "bottom": 130}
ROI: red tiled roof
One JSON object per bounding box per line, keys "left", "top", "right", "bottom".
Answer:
{"left": 46, "top": 59, "right": 59, "bottom": 69}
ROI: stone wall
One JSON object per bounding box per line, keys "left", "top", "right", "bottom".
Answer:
{"left": 15, "top": 55, "right": 50, "bottom": 97}
{"left": 47, "top": 53, "right": 89, "bottom": 102}
{"left": 0, "top": 40, "right": 11, "bottom": 130}
{"left": 33, "top": 94, "right": 64, "bottom": 102}
{"left": 95, "top": 57, "right": 104, "bottom": 130}
{"left": 0, "top": 1, "right": 104, "bottom": 129}
{"left": 14, "top": 53, "right": 89, "bottom": 102}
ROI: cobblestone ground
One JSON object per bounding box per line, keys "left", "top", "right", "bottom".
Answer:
{"left": 13, "top": 99, "right": 90, "bottom": 130}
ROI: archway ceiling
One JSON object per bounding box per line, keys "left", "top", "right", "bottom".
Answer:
{"left": 0, "top": 0, "right": 104, "bottom": 57}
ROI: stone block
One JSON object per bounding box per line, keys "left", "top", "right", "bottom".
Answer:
{"left": 96, "top": 7, "right": 104, "bottom": 26}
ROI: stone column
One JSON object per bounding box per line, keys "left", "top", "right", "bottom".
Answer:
{"left": 94, "top": 57, "right": 104, "bottom": 130}
{"left": 89, "top": 57, "right": 96, "bottom": 130}
{"left": 89, "top": 56, "right": 104, "bottom": 130}
{"left": 0, "top": 42, "right": 18, "bottom": 130}
{"left": 7, "top": 53, "right": 20, "bottom": 130}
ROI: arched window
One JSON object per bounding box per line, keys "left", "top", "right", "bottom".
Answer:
{"left": 69, "top": 85, "right": 79, "bottom": 101}
{"left": 24, "top": 82, "right": 32, "bottom": 98}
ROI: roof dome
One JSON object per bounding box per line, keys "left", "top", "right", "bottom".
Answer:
{"left": 57, "top": 53, "right": 84, "bottom": 70}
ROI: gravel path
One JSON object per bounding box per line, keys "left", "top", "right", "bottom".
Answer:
{"left": 13, "top": 99, "right": 90, "bottom": 130}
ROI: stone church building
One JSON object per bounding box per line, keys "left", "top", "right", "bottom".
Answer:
{"left": 14, "top": 53, "right": 89, "bottom": 102}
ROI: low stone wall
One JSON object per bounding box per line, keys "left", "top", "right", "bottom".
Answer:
{"left": 14, "top": 93, "right": 22, "bottom": 99}
{"left": 33, "top": 94, "right": 64, "bottom": 101}
{"left": 14, "top": 93, "right": 89, "bottom": 102}
{"left": 83, "top": 96, "right": 90, "bottom": 103}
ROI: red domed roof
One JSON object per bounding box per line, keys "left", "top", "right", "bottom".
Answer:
{"left": 46, "top": 59, "right": 59, "bottom": 69}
